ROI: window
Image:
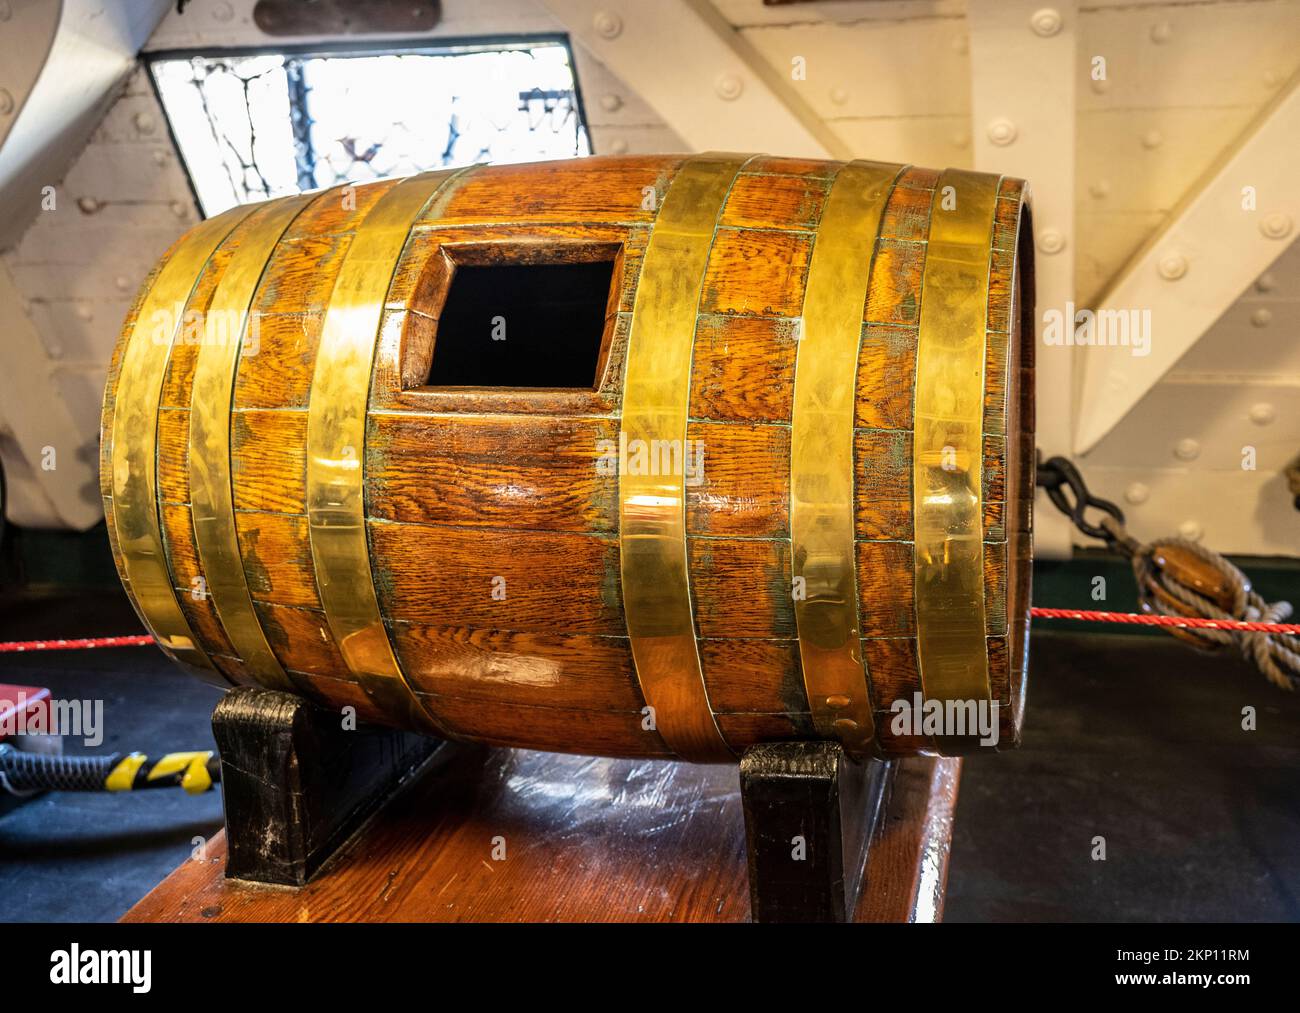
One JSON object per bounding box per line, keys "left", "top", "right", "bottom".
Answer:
{"left": 148, "top": 39, "right": 590, "bottom": 217}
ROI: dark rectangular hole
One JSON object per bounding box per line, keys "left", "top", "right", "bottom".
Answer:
{"left": 425, "top": 260, "right": 616, "bottom": 389}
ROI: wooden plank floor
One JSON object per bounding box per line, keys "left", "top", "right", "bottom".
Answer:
{"left": 122, "top": 746, "right": 959, "bottom": 923}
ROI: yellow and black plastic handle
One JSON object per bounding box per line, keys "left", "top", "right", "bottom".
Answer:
{"left": 0, "top": 745, "right": 219, "bottom": 796}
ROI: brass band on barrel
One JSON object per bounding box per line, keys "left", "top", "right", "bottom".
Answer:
{"left": 306, "top": 169, "right": 470, "bottom": 737}
{"left": 912, "top": 169, "right": 999, "bottom": 754}
{"left": 189, "top": 193, "right": 315, "bottom": 694}
{"left": 791, "top": 160, "right": 904, "bottom": 755}
{"left": 110, "top": 203, "right": 258, "bottom": 681}
{"left": 619, "top": 153, "right": 750, "bottom": 763}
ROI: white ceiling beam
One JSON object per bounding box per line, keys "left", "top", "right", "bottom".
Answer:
{"left": 968, "top": 1, "right": 1077, "bottom": 556}
{"left": 1074, "top": 68, "right": 1300, "bottom": 454}
{"left": 536, "top": 0, "right": 849, "bottom": 159}
{"left": 0, "top": 0, "right": 63, "bottom": 156}
{"left": 0, "top": 0, "right": 171, "bottom": 251}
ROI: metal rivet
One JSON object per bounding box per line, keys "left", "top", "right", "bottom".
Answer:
{"left": 987, "top": 118, "right": 1017, "bottom": 146}
{"left": 832, "top": 718, "right": 859, "bottom": 735}
{"left": 599, "top": 93, "right": 622, "bottom": 112}
{"left": 1158, "top": 253, "right": 1188, "bottom": 280}
{"left": 170, "top": 200, "right": 188, "bottom": 218}
{"left": 825, "top": 695, "right": 851, "bottom": 710}
{"left": 1038, "top": 229, "right": 1066, "bottom": 255}
{"left": 133, "top": 112, "right": 155, "bottom": 135}
{"left": 951, "top": 130, "right": 970, "bottom": 148}
{"left": 715, "top": 73, "right": 743, "bottom": 101}
{"left": 212, "top": 0, "right": 233, "bottom": 22}
{"left": 77, "top": 196, "right": 101, "bottom": 214}
{"left": 1260, "top": 212, "right": 1293, "bottom": 240}
{"left": 1142, "top": 129, "right": 1163, "bottom": 149}
{"left": 1255, "top": 272, "right": 1277, "bottom": 293}
{"left": 1178, "top": 521, "right": 1203, "bottom": 541}
{"left": 1251, "top": 307, "right": 1272, "bottom": 327}
{"left": 1124, "top": 483, "right": 1149, "bottom": 505}
{"left": 1174, "top": 438, "right": 1200, "bottom": 461}
{"left": 75, "top": 304, "right": 94, "bottom": 322}
{"left": 593, "top": 10, "right": 622, "bottom": 39}
{"left": 1030, "top": 8, "right": 1063, "bottom": 37}
{"left": 1089, "top": 180, "right": 1110, "bottom": 199}
{"left": 608, "top": 137, "right": 629, "bottom": 154}
{"left": 114, "top": 276, "right": 131, "bottom": 291}
{"left": 1150, "top": 20, "right": 1173, "bottom": 44}
{"left": 0, "top": 89, "right": 13, "bottom": 116}
{"left": 152, "top": 149, "right": 168, "bottom": 166}
{"left": 1091, "top": 77, "right": 1110, "bottom": 94}
{"left": 1249, "top": 403, "right": 1276, "bottom": 425}
{"left": 952, "top": 35, "right": 969, "bottom": 55}
{"left": 830, "top": 87, "right": 848, "bottom": 106}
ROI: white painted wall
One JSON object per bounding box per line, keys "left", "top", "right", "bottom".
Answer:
{"left": 0, "top": 0, "right": 170, "bottom": 528}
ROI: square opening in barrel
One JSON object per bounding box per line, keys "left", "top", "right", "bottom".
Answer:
{"left": 416, "top": 242, "right": 622, "bottom": 391}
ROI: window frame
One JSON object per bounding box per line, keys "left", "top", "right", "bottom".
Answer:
{"left": 143, "top": 33, "right": 595, "bottom": 219}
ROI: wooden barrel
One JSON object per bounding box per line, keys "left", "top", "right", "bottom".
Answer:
{"left": 102, "top": 154, "right": 1035, "bottom": 761}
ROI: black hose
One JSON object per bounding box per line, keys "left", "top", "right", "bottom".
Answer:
{"left": 0, "top": 744, "right": 220, "bottom": 795}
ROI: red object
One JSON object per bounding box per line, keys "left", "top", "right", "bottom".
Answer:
{"left": 0, "top": 684, "right": 51, "bottom": 742}
{"left": 0, "top": 634, "right": 153, "bottom": 653}
{"left": 2, "top": 613, "right": 1300, "bottom": 654}
{"left": 1030, "top": 606, "right": 1300, "bottom": 635}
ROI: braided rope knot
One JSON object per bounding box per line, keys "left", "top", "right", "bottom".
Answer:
{"left": 1099, "top": 515, "right": 1300, "bottom": 691}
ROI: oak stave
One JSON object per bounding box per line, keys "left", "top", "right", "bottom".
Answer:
{"left": 102, "top": 154, "right": 1035, "bottom": 761}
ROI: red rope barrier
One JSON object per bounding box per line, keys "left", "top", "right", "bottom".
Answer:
{"left": 1029, "top": 607, "right": 1300, "bottom": 635}
{"left": 0, "top": 611, "right": 1296, "bottom": 653}
{"left": 0, "top": 634, "right": 154, "bottom": 653}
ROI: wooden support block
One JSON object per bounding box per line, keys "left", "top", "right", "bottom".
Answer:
{"left": 740, "top": 741, "right": 891, "bottom": 923}
{"left": 212, "top": 686, "right": 442, "bottom": 886}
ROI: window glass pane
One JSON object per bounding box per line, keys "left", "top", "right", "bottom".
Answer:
{"left": 150, "top": 41, "right": 590, "bottom": 217}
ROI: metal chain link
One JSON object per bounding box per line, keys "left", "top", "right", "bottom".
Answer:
{"left": 1036, "top": 453, "right": 1300, "bottom": 690}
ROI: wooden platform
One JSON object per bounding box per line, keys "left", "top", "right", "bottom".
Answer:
{"left": 122, "top": 746, "right": 959, "bottom": 923}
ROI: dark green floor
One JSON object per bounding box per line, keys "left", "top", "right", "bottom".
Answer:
{"left": 2, "top": 587, "right": 1299, "bottom": 921}
{"left": 947, "top": 630, "right": 1300, "bottom": 922}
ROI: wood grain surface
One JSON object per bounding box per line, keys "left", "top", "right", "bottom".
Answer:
{"left": 101, "top": 155, "right": 1034, "bottom": 759}
{"left": 121, "top": 749, "right": 958, "bottom": 923}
